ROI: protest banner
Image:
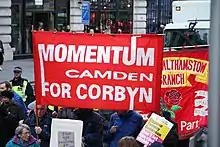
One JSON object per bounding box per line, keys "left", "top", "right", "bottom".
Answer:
{"left": 136, "top": 113, "right": 173, "bottom": 146}
{"left": 32, "top": 32, "right": 163, "bottom": 111}
{"left": 50, "top": 119, "right": 83, "bottom": 147}
{"left": 161, "top": 48, "right": 208, "bottom": 139}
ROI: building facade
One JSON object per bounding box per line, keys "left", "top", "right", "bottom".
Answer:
{"left": 0, "top": 0, "right": 13, "bottom": 61}
{"left": 2, "top": 0, "right": 172, "bottom": 60}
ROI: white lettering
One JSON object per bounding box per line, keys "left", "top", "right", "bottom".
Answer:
{"left": 42, "top": 82, "right": 71, "bottom": 98}
{"left": 140, "top": 73, "right": 153, "bottom": 81}
{"left": 79, "top": 70, "right": 93, "bottom": 78}
{"left": 181, "top": 120, "right": 199, "bottom": 131}
{"left": 76, "top": 84, "right": 87, "bottom": 100}
{"left": 65, "top": 69, "right": 80, "bottom": 78}
{"left": 127, "top": 87, "right": 139, "bottom": 110}
{"left": 38, "top": 39, "right": 155, "bottom": 66}
{"left": 85, "top": 46, "right": 97, "bottom": 62}
{"left": 128, "top": 73, "right": 138, "bottom": 81}
{"left": 97, "top": 46, "right": 111, "bottom": 63}
{"left": 122, "top": 36, "right": 137, "bottom": 66}
{"left": 75, "top": 85, "right": 153, "bottom": 107}
{"left": 115, "top": 86, "right": 126, "bottom": 101}
{"left": 139, "top": 88, "right": 152, "bottom": 103}
{"left": 102, "top": 85, "right": 114, "bottom": 100}
{"left": 65, "top": 69, "right": 152, "bottom": 82}
{"left": 88, "top": 84, "right": 101, "bottom": 100}
{"left": 112, "top": 46, "right": 123, "bottom": 64}
{"left": 136, "top": 48, "right": 155, "bottom": 66}
{"left": 113, "top": 71, "right": 127, "bottom": 80}
{"left": 38, "top": 44, "right": 54, "bottom": 61}
{"left": 94, "top": 70, "right": 112, "bottom": 79}
{"left": 42, "top": 82, "right": 49, "bottom": 96}
{"left": 55, "top": 44, "right": 67, "bottom": 62}
{"left": 67, "top": 45, "right": 86, "bottom": 62}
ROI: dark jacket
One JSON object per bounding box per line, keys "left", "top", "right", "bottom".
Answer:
{"left": 24, "top": 113, "right": 52, "bottom": 147}
{"left": 163, "top": 120, "right": 179, "bottom": 147}
{"left": 0, "top": 102, "right": 26, "bottom": 147}
{"left": 0, "top": 40, "right": 4, "bottom": 65}
{"left": 76, "top": 110, "right": 103, "bottom": 147}
{"left": 57, "top": 108, "right": 77, "bottom": 119}
{"left": 0, "top": 39, "right": 4, "bottom": 54}
{"left": 106, "top": 110, "right": 144, "bottom": 147}
{"left": 10, "top": 77, "right": 35, "bottom": 106}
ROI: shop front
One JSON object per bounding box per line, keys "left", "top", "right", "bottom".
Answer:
{"left": 11, "top": 0, "right": 70, "bottom": 55}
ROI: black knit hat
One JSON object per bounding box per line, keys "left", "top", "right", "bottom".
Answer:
{"left": 0, "top": 90, "right": 14, "bottom": 99}
{"left": 13, "top": 67, "right": 22, "bottom": 72}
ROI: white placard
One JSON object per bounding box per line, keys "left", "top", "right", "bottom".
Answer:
{"left": 35, "top": 0, "right": 43, "bottom": 5}
{"left": 50, "top": 119, "right": 83, "bottom": 147}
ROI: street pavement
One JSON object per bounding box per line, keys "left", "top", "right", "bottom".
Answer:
{"left": 0, "top": 59, "right": 34, "bottom": 82}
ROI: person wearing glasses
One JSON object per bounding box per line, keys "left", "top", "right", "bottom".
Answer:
{"left": 10, "top": 67, "right": 35, "bottom": 106}
{"left": 6, "top": 124, "right": 40, "bottom": 147}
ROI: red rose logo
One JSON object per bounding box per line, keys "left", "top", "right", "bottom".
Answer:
{"left": 164, "top": 89, "right": 182, "bottom": 106}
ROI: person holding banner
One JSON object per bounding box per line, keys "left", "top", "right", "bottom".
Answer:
{"left": 106, "top": 110, "right": 144, "bottom": 147}
{"left": 24, "top": 104, "right": 52, "bottom": 147}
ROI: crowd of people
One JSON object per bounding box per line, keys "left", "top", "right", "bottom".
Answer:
{"left": 0, "top": 66, "right": 184, "bottom": 147}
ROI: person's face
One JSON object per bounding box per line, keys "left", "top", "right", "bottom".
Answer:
{"left": 19, "top": 128, "right": 30, "bottom": 142}
{"left": 14, "top": 71, "right": 22, "bottom": 78}
{"left": 67, "top": 25, "right": 70, "bottom": 30}
{"left": 0, "top": 83, "right": 7, "bottom": 92}
{"left": 34, "top": 105, "right": 46, "bottom": 117}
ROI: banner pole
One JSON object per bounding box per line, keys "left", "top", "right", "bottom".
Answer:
{"left": 208, "top": 0, "right": 220, "bottom": 146}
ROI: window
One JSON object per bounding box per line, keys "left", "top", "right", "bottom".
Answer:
{"left": 164, "top": 29, "right": 209, "bottom": 47}
{"left": 89, "top": 0, "right": 133, "bottom": 33}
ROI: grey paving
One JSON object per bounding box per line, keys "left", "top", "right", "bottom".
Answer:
{"left": 0, "top": 59, "right": 34, "bottom": 82}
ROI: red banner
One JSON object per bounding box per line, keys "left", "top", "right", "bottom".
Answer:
{"left": 161, "top": 49, "right": 208, "bottom": 139}
{"left": 33, "top": 32, "right": 163, "bottom": 111}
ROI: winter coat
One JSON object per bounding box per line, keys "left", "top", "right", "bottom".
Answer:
{"left": 163, "top": 120, "right": 179, "bottom": 147}
{"left": 0, "top": 40, "right": 4, "bottom": 54}
{"left": 24, "top": 113, "right": 52, "bottom": 147}
{"left": 12, "top": 91, "right": 28, "bottom": 115}
{"left": 6, "top": 135, "right": 40, "bottom": 147}
{"left": 149, "top": 142, "right": 164, "bottom": 147}
{"left": 106, "top": 110, "right": 144, "bottom": 147}
{"left": 0, "top": 102, "right": 27, "bottom": 147}
{"left": 76, "top": 110, "right": 104, "bottom": 147}
{"left": 0, "top": 40, "right": 4, "bottom": 65}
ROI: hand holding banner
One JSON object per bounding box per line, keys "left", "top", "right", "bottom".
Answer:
{"left": 136, "top": 113, "right": 173, "bottom": 146}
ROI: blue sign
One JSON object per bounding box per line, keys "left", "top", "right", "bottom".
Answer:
{"left": 82, "top": 1, "right": 90, "bottom": 25}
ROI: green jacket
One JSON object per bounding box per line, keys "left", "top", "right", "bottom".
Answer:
{"left": 6, "top": 135, "right": 40, "bottom": 147}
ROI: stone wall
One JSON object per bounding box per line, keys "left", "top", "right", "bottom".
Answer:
{"left": 133, "top": 0, "right": 147, "bottom": 34}
{"left": 70, "top": 0, "right": 84, "bottom": 32}
{"left": 0, "top": 0, "right": 13, "bottom": 61}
